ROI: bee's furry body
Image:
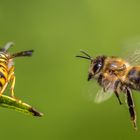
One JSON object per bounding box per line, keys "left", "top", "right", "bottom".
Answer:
{"left": 77, "top": 50, "right": 140, "bottom": 130}
{"left": 94, "top": 56, "right": 140, "bottom": 92}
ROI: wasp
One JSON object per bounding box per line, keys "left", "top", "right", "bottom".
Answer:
{"left": 0, "top": 42, "right": 33, "bottom": 99}
{"left": 76, "top": 50, "right": 140, "bottom": 130}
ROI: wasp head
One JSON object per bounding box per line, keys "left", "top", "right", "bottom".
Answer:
{"left": 76, "top": 50, "right": 106, "bottom": 81}
{"left": 0, "top": 42, "right": 34, "bottom": 59}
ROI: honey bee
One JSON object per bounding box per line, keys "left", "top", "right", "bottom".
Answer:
{"left": 76, "top": 50, "right": 140, "bottom": 130}
{"left": 0, "top": 42, "right": 33, "bottom": 98}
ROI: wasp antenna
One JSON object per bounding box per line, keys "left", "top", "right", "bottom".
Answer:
{"left": 11, "top": 50, "right": 34, "bottom": 58}
{"left": 80, "top": 50, "right": 91, "bottom": 58}
{"left": 0, "top": 42, "right": 14, "bottom": 52}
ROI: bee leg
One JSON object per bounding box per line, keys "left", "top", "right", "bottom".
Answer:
{"left": 114, "top": 91, "right": 122, "bottom": 105}
{"left": 114, "top": 80, "right": 122, "bottom": 105}
{"left": 125, "top": 87, "right": 137, "bottom": 130}
{"left": 98, "top": 74, "right": 110, "bottom": 92}
{"left": 97, "top": 74, "right": 103, "bottom": 86}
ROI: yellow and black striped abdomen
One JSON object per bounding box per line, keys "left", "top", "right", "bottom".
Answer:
{"left": 0, "top": 56, "right": 8, "bottom": 89}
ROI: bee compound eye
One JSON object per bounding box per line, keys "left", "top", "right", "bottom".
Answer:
{"left": 93, "top": 63, "right": 102, "bottom": 73}
{"left": 98, "top": 63, "right": 102, "bottom": 67}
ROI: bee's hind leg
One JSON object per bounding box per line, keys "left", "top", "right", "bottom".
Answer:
{"left": 124, "top": 87, "right": 137, "bottom": 130}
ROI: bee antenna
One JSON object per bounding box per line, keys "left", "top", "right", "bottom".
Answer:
{"left": 80, "top": 50, "right": 91, "bottom": 58}
{"left": 76, "top": 55, "right": 92, "bottom": 60}
{"left": 76, "top": 50, "right": 93, "bottom": 60}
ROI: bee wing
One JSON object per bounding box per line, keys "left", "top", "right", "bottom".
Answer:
{"left": 94, "top": 88, "right": 114, "bottom": 103}
{"left": 125, "top": 49, "right": 140, "bottom": 66}
{"left": 123, "top": 40, "right": 140, "bottom": 66}
{"left": 94, "top": 74, "right": 117, "bottom": 103}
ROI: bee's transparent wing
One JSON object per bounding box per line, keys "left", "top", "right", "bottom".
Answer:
{"left": 94, "top": 88, "right": 114, "bottom": 103}
{"left": 125, "top": 49, "right": 140, "bottom": 66}
{"left": 94, "top": 77, "right": 116, "bottom": 103}
{"left": 123, "top": 39, "right": 140, "bottom": 66}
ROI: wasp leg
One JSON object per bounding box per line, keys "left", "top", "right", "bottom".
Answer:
{"left": 10, "top": 75, "right": 15, "bottom": 98}
{"left": 7, "top": 66, "right": 16, "bottom": 98}
{"left": 125, "top": 87, "right": 137, "bottom": 130}
{"left": 0, "top": 74, "right": 14, "bottom": 97}
{"left": 0, "top": 68, "right": 15, "bottom": 96}
{"left": 0, "top": 66, "right": 16, "bottom": 98}
{"left": 0, "top": 82, "right": 8, "bottom": 96}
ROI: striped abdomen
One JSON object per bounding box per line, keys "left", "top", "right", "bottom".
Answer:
{"left": 0, "top": 54, "right": 8, "bottom": 90}
{"left": 125, "top": 66, "right": 140, "bottom": 90}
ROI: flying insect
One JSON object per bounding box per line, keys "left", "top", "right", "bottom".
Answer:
{"left": 76, "top": 50, "right": 140, "bottom": 130}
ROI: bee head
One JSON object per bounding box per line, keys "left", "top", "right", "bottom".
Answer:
{"left": 88, "top": 56, "right": 106, "bottom": 81}
{"left": 76, "top": 50, "right": 106, "bottom": 81}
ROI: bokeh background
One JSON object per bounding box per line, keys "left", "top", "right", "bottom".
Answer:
{"left": 0, "top": 0, "right": 140, "bottom": 140}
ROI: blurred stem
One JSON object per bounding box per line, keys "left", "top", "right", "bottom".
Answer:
{"left": 0, "top": 95, "right": 43, "bottom": 117}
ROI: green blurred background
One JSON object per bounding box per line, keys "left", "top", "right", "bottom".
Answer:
{"left": 0, "top": 0, "right": 140, "bottom": 140}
